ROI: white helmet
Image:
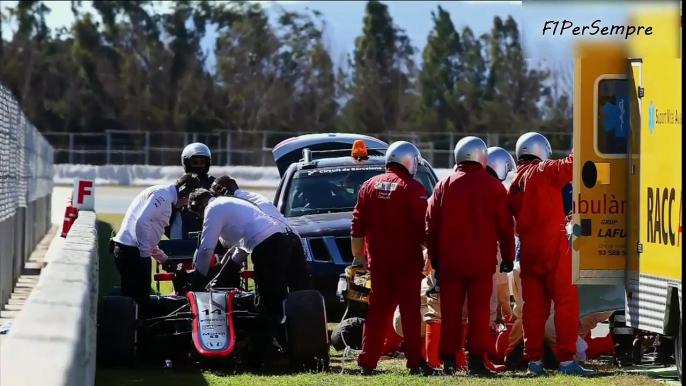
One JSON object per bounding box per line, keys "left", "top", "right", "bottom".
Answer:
{"left": 385, "top": 141, "right": 421, "bottom": 176}
{"left": 181, "top": 142, "right": 212, "bottom": 175}
{"left": 515, "top": 132, "right": 552, "bottom": 161}
{"left": 454, "top": 136, "right": 487, "bottom": 168}
{"left": 486, "top": 147, "right": 515, "bottom": 181}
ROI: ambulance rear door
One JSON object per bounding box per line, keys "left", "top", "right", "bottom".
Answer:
{"left": 571, "top": 42, "right": 631, "bottom": 285}
{"left": 626, "top": 59, "right": 642, "bottom": 287}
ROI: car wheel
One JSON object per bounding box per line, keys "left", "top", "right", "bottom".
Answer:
{"left": 97, "top": 296, "right": 137, "bottom": 367}
{"left": 285, "top": 290, "right": 330, "bottom": 372}
{"left": 676, "top": 315, "right": 682, "bottom": 383}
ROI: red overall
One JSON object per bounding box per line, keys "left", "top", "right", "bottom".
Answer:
{"left": 351, "top": 165, "right": 428, "bottom": 370}
{"left": 507, "top": 153, "right": 578, "bottom": 363}
{"left": 426, "top": 164, "right": 515, "bottom": 360}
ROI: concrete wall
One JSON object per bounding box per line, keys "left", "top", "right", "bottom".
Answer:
{"left": 0, "top": 211, "right": 98, "bottom": 386}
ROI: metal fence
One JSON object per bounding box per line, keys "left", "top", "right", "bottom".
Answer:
{"left": 43, "top": 130, "right": 573, "bottom": 169}
{"left": 0, "top": 84, "right": 54, "bottom": 309}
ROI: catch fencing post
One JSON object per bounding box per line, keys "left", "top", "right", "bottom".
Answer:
{"left": 106, "top": 131, "right": 111, "bottom": 165}
{"left": 261, "top": 132, "right": 267, "bottom": 166}
{"left": 68, "top": 133, "right": 74, "bottom": 164}
{"left": 145, "top": 131, "right": 150, "bottom": 165}
{"left": 225, "top": 131, "right": 232, "bottom": 166}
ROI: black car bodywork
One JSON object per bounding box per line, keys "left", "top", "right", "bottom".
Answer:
{"left": 96, "top": 239, "right": 330, "bottom": 372}
{"left": 271, "top": 134, "right": 439, "bottom": 319}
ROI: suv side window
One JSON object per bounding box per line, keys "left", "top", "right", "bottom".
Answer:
{"left": 414, "top": 167, "right": 435, "bottom": 197}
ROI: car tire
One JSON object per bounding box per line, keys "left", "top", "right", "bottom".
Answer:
{"left": 285, "top": 290, "right": 330, "bottom": 372}
{"left": 96, "top": 296, "right": 137, "bottom": 367}
{"left": 676, "top": 315, "right": 682, "bottom": 383}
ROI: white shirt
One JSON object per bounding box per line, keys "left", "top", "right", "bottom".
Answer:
{"left": 113, "top": 185, "right": 177, "bottom": 258}
{"left": 233, "top": 189, "right": 296, "bottom": 234}
{"left": 194, "top": 196, "right": 287, "bottom": 276}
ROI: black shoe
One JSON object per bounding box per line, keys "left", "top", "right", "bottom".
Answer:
{"left": 505, "top": 341, "right": 524, "bottom": 370}
{"left": 468, "top": 355, "right": 497, "bottom": 376}
{"left": 542, "top": 341, "right": 560, "bottom": 369}
{"left": 409, "top": 360, "right": 434, "bottom": 376}
{"left": 359, "top": 366, "right": 374, "bottom": 376}
{"left": 655, "top": 337, "right": 675, "bottom": 365}
{"left": 442, "top": 354, "right": 457, "bottom": 375}
{"left": 655, "top": 352, "right": 675, "bottom": 365}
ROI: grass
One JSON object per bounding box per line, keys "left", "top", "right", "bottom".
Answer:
{"left": 95, "top": 358, "right": 664, "bottom": 386}
{"left": 95, "top": 213, "right": 665, "bottom": 386}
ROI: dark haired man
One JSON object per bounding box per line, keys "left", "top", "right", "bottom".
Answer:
{"left": 113, "top": 173, "right": 201, "bottom": 317}
{"left": 211, "top": 175, "right": 310, "bottom": 291}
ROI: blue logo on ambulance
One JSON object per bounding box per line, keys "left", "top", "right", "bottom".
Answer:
{"left": 648, "top": 101, "right": 656, "bottom": 134}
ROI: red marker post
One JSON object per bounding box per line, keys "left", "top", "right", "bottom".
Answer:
{"left": 62, "top": 179, "right": 95, "bottom": 238}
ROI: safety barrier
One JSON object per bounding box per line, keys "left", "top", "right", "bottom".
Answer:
{"left": 53, "top": 164, "right": 500, "bottom": 188}
{"left": 0, "top": 84, "right": 54, "bottom": 311}
{"left": 0, "top": 211, "right": 98, "bottom": 386}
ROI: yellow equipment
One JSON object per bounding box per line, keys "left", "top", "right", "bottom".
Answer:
{"left": 571, "top": 5, "right": 681, "bottom": 381}
{"left": 337, "top": 266, "right": 371, "bottom": 305}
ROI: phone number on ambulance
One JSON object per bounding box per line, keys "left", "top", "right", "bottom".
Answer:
{"left": 598, "top": 250, "right": 625, "bottom": 256}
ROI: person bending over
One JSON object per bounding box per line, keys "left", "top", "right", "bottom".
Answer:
{"left": 187, "top": 189, "right": 294, "bottom": 319}
{"left": 210, "top": 175, "right": 309, "bottom": 291}
{"left": 112, "top": 173, "right": 201, "bottom": 317}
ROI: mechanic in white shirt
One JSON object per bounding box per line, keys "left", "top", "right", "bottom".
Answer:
{"left": 112, "top": 173, "right": 201, "bottom": 316}
{"left": 188, "top": 189, "right": 295, "bottom": 317}
{"left": 210, "top": 175, "right": 310, "bottom": 292}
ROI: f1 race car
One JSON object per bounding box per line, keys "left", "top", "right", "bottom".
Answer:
{"left": 96, "top": 238, "right": 330, "bottom": 372}
{"left": 271, "top": 133, "right": 440, "bottom": 319}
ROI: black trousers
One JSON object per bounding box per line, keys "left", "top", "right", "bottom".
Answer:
{"left": 207, "top": 232, "right": 310, "bottom": 292}
{"left": 286, "top": 232, "right": 311, "bottom": 292}
{"left": 113, "top": 243, "right": 152, "bottom": 318}
{"left": 251, "top": 233, "right": 293, "bottom": 317}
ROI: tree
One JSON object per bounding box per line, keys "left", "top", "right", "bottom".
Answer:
{"left": 272, "top": 8, "right": 338, "bottom": 132}
{"left": 419, "top": 6, "right": 463, "bottom": 132}
{"left": 480, "top": 16, "right": 550, "bottom": 146}
{"left": 455, "top": 26, "right": 488, "bottom": 134}
{"left": 340, "top": 0, "right": 416, "bottom": 134}
{"left": 0, "top": 0, "right": 572, "bottom": 166}
{"left": 541, "top": 59, "right": 573, "bottom": 150}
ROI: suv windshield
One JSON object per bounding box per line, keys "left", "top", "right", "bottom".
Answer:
{"left": 285, "top": 166, "right": 436, "bottom": 218}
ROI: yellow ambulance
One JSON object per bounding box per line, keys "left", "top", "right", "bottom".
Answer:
{"left": 571, "top": 6, "right": 681, "bottom": 381}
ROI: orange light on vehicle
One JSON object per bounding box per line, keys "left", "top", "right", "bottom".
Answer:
{"left": 351, "top": 140, "right": 368, "bottom": 159}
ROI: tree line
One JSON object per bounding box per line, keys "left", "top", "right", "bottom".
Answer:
{"left": 0, "top": 1, "right": 573, "bottom": 161}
